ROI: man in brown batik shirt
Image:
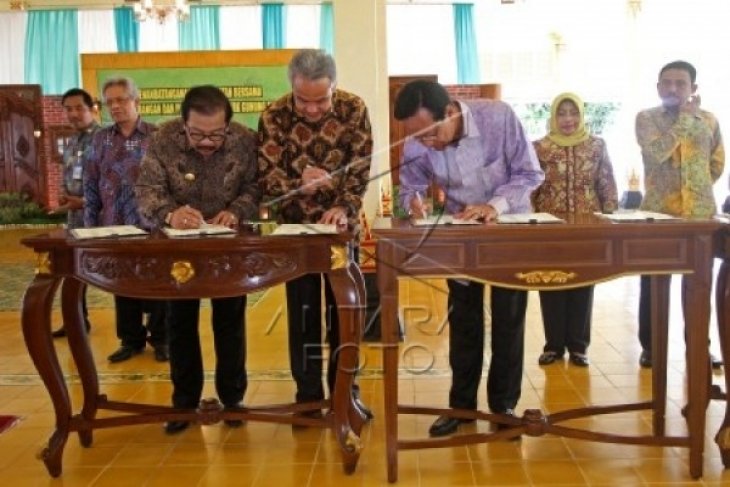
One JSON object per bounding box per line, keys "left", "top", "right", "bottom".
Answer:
{"left": 258, "top": 49, "right": 372, "bottom": 420}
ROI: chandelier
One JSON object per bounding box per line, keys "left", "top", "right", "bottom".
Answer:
{"left": 133, "top": 0, "right": 191, "bottom": 24}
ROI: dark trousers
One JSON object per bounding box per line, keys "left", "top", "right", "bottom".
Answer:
{"left": 286, "top": 273, "right": 341, "bottom": 403}
{"left": 113, "top": 296, "right": 166, "bottom": 348}
{"left": 167, "top": 297, "right": 247, "bottom": 409}
{"left": 639, "top": 275, "right": 697, "bottom": 353}
{"left": 638, "top": 275, "right": 654, "bottom": 352}
{"left": 447, "top": 280, "right": 527, "bottom": 413}
{"left": 538, "top": 286, "right": 594, "bottom": 355}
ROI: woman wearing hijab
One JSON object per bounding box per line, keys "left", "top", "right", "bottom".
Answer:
{"left": 533, "top": 92, "right": 618, "bottom": 367}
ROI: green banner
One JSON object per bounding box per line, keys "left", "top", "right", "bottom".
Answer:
{"left": 97, "top": 65, "right": 290, "bottom": 129}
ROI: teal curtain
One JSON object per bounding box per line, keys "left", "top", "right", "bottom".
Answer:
{"left": 319, "top": 2, "right": 334, "bottom": 55}
{"left": 453, "top": 4, "right": 480, "bottom": 84}
{"left": 24, "top": 10, "right": 79, "bottom": 95}
{"left": 262, "top": 3, "right": 286, "bottom": 49}
{"left": 179, "top": 5, "right": 220, "bottom": 51}
{"left": 114, "top": 7, "right": 139, "bottom": 52}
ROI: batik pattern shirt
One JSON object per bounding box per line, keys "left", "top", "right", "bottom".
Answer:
{"left": 135, "top": 118, "right": 259, "bottom": 228}
{"left": 532, "top": 135, "right": 618, "bottom": 214}
{"left": 636, "top": 106, "right": 724, "bottom": 218}
{"left": 258, "top": 89, "right": 373, "bottom": 225}
{"left": 61, "top": 122, "right": 99, "bottom": 228}
{"left": 398, "top": 100, "right": 544, "bottom": 215}
{"left": 84, "top": 118, "right": 156, "bottom": 227}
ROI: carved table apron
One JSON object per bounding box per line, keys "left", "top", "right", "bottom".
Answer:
{"left": 20, "top": 228, "right": 367, "bottom": 477}
{"left": 373, "top": 214, "right": 721, "bottom": 482}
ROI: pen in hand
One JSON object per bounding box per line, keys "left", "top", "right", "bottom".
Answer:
{"left": 414, "top": 192, "right": 429, "bottom": 219}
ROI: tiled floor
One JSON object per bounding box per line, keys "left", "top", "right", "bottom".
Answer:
{"left": 1, "top": 228, "right": 730, "bottom": 485}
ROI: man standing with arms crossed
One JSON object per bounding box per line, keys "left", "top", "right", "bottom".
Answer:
{"left": 258, "top": 49, "right": 372, "bottom": 421}
{"left": 635, "top": 60, "right": 724, "bottom": 368}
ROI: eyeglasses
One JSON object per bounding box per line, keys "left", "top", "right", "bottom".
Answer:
{"left": 104, "top": 96, "right": 132, "bottom": 107}
{"left": 185, "top": 125, "right": 228, "bottom": 143}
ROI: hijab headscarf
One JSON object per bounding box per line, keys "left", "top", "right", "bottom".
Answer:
{"left": 547, "top": 92, "right": 590, "bottom": 147}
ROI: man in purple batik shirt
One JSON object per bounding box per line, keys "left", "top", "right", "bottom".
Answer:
{"left": 84, "top": 76, "right": 168, "bottom": 364}
{"left": 394, "top": 80, "right": 544, "bottom": 438}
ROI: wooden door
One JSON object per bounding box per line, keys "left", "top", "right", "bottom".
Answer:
{"left": 0, "top": 85, "right": 43, "bottom": 204}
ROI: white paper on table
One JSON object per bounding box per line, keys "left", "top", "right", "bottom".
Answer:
{"left": 162, "top": 223, "right": 236, "bottom": 238}
{"left": 595, "top": 210, "right": 678, "bottom": 222}
{"left": 270, "top": 223, "right": 339, "bottom": 235}
{"left": 70, "top": 225, "right": 148, "bottom": 239}
{"left": 496, "top": 212, "right": 564, "bottom": 224}
{"left": 412, "top": 215, "right": 481, "bottom": 226}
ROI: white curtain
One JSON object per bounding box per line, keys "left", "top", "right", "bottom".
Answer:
{"left": 78, "top": 10, "right": 116, "bottom": 54}
{"left": 285, "top": 4, "right": 319, "bottom": 49}
{"left": 0, "top": 12, "right": 27, "bottom": 84}
{"left": 386, "top": 5, "right": 457, "bottom": 84}
{"left": 139, "top": 16, "right": 179, "bottom": 51}
{"left": 220, "top": 5, "right": 261, "bottom": 50}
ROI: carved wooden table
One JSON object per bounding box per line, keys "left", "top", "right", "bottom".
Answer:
{"left": 20, "top": 227, "right": 367, "bottom": 477}
{"left": 373, "top": 214, "right": 721, "bottom": 482}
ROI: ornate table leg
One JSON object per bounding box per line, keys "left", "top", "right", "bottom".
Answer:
{"left": 377, "top": 239, "right": 400, "bottom": 483}
{"left": 21, "top": 274, "right": 66, "bottom": 477}
{"left": 328, "top": 253, "right": 365, "bottom": 474}
{"left": 684, "top": 239, "right": 713, "bottom": 479}
{"left": 650, "top": 275, "right": 670, "bottom": 436}
{"left": 61, "top": 278, "right": 99, "bottom": 447}
{"left": 714, "top": 257, "right": 730, "bottom": 466}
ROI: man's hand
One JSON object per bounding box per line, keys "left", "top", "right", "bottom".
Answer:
{"left": 208, "top": 210, "right": 239, "bottom": 229}
{"left": 64, "top": 195, "right": 84, "bottom": 211}
{"left": 170, "top": 205, "right": 205, "bottom": 229}
{"left": 681, "top": 94, "right": 701, "bottom": 116}
{"left": 301, "top": 165, "right": 333, "bottom": 195}
{"left": 456, "top": 204, "right": 497, "bottom": 222}
{"left": 409, "top": 194, "right": 430, "bottom": 219}
{"left": 319, "top": 206, "right": 348, "bottom": 226}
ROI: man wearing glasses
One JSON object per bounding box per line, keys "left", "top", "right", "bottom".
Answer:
{"left": 136, "top": 85, "right": 259, "bottom": 435}
{"left": 394, "top": 80, "right": 544, "bottom": 437}
{"left": 84, "top": 77, "right": 168, "bottom": 363}
{"left": 258, "top": 49, "right": 373, "bottom": 423}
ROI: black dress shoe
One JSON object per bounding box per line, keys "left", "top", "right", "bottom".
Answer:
{"left": 710, "top": 353, "right": 723, "bottom": 369}
{"left": 538, "top": 351, "right": 562, "bottom": 365}
{"left": 51, "top": 321, "right": 91, "bottom": 338}
{"left": 164, "top": 421, "right": 190, "bottom": 435}
{"left": 569, "top": 352, "right": 589, "bottom": 367}
{"left": 292, "top": 409, "right": 323, "bottom": 429}
{"left": 223, "top": 404, "right": 245, "bottom": 428}
{"left": 353, "top": 393, "right": 374, "bottom": 420}
{"left": 153, "top": 344, "right": 169, "bottom": 362}
{"left": 428, "top": 415, "right": 474, "bottom": 437}
{"left": 493, "top": 409, "right": 520, "bottom": 440}
{"left": 639, "top": 350, "right": 652, "bottom": 368}
{"left": 107, "top": 345, "right": 145, "bottom": 363}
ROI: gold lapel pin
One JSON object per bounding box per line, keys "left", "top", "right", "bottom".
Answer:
{"left": 184, "top": 173, "right": 195, "bottom": 181}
